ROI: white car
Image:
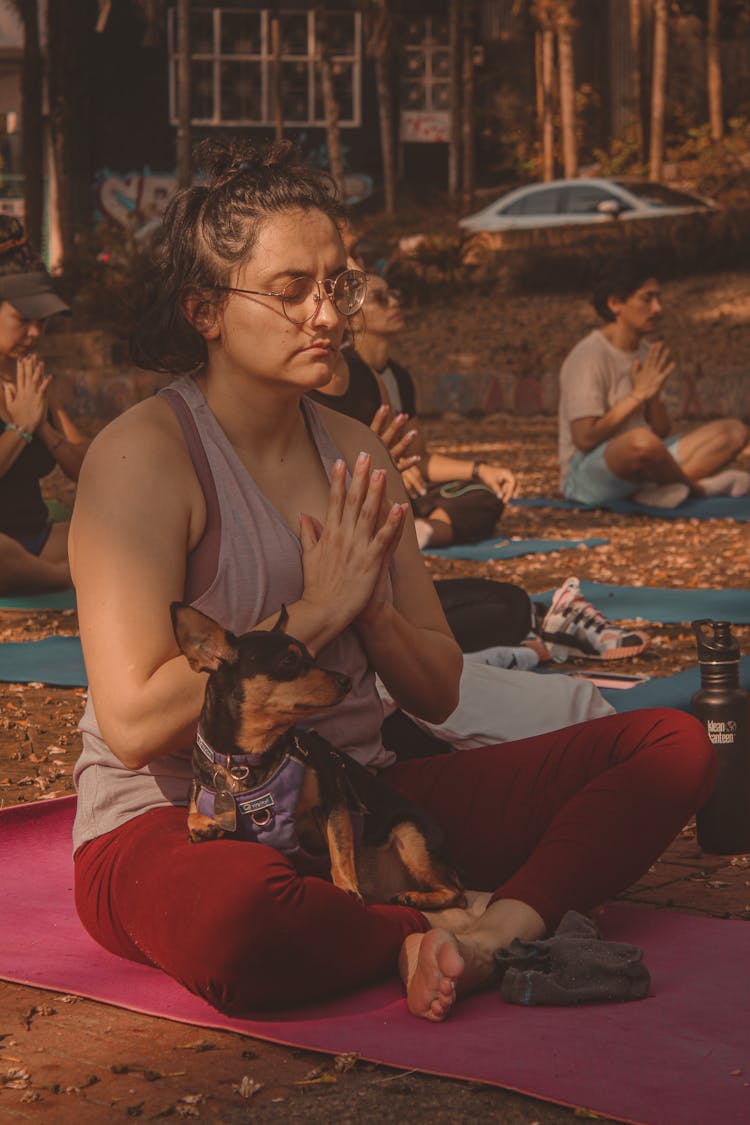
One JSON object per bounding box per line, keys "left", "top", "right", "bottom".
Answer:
{"left": 458, "top": 177, "right": 715, "bottom": 233}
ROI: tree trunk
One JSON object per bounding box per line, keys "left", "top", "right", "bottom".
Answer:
{"left": 448, "top": 0, "right": 460, "bottom": 201}
{"left": 707, "top": 0, "right": 723, "bottom": 142}
{"left": 17, "top": 0, "right": 43, "bottom": 247}
{"left": 365, "top": 1, "right": 395, "bottom": 216}
{"left": 649, "top": 0, "right": 668, "bottom": 181}
{"left": 271, "top": 13, "right": 284, "bottom": 142}
{"left": 315, "top": 4, "right": 344, "bottom": 194}
{"left": 629, "top": 0, "right": 644, "bottom": 159}
{"left": 176, "top": 0, "right": 191, "bottom": 187}
{"left": 460, "top": 0, "right": 475, "bottom": 210}
{"left": 556, "top": 1, "right": 577, "bottom": 179}
{"left": 46, "top": 0, "right": 97, "bottom": 269}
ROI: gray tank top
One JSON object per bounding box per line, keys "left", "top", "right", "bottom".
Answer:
{"left": 72, "top": 376, "right": 393, "bottom": 852}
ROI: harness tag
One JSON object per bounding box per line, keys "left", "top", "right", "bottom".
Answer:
{"left": 196, "top": 729, "right": 215, "bottom": 763}
{"left": 239, "top": 793, "right": 274, "bottom": 813}
{"left": 212, "top": 788, "right": 237, "bottom": 833}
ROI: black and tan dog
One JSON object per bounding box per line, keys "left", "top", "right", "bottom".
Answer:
{"left": 171, "top": 602, "right": 465, "bottom": 910}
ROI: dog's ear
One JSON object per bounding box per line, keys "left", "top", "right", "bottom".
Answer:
{"left": 271, "top": 604, "right": 289, "bottom": 634}
{"left": 170, "top": 603, "right": 239, "bottom": 673}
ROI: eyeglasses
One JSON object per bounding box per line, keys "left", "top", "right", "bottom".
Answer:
{"left": 215, "top": 268, "right": 367, "bottom": 324}
{"left": 368, "top": 288, "right": 402, "bottom": 308}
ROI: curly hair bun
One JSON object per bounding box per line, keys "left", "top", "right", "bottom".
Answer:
{"left": 195, "top": 137, "right": 304, "bottom": 190}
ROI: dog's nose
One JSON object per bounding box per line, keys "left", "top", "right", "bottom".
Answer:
{"left": 335, "top": 673, "right": 352, "bottom": 693}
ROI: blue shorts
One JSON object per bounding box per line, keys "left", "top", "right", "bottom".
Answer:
{"left": 563, "top": 436, "right": 681, "bottom": 505}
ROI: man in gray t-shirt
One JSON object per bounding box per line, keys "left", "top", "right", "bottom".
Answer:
{"left": 558, "top": 265, "right": 748, "bottom": 508}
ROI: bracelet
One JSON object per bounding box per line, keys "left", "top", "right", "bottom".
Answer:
{"left": 5, "top": 422, "right": 32, "bottom": 444}
{"left": 471, "top": 459, "right": 486, "bottom": 481}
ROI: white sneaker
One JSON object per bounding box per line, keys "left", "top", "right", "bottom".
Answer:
{"left": 541, "top": 577, "right": 649, "bottom": 662}
{"left": 632, "top": 482, "right": 690, "bottom": 509}
{"left": 697, "top": 469, "right": 750, "bottom": 498}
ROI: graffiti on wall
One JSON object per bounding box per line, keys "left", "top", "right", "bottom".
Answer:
{"left": 95, "top": 166, "right": 178, "bottom": 241}
{"left": 96, "top": 154, "right": 372, "bottom": 240}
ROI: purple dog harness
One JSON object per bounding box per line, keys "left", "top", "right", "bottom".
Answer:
{"left": 194, "top": 727, "right": 334, "bottom": 875}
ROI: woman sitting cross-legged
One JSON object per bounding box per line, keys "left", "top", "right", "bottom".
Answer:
{"left": 71, "top": 140, "right": 715, "bottom": 1022}
{"left": 0, "top": 216, "right": 89, "bottom": 593}
{"left": 310, "top": 273, "right": 517, "bottom": 548}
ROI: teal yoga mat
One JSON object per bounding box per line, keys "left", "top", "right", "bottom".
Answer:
{"left": 601, "top": 655, "right": 750, "bottom": 714}
{"left": 512, "top": 495, "right": 750, "bottom": 521}
{"left": 425, "top": 536, "right": 608, "bottom": 561}
{"left": 536, "top": 582, "right": 750, "bottom": 624}
{"left": 0, "top": 635, "right": 86, "bottom": 687}
{"left": 0, "top": 588, "right": 76, "bottom": 611}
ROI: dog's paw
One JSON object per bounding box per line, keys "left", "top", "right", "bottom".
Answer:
{"left": 188, "top": 815, "right": 226, "bottom": 843}
{"left": 391, "top": 892, "right": 416, "bottom": 907}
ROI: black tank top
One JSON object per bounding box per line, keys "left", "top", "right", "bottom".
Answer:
{"left": 0, "top": 424, "right": 55, "bottom": 534}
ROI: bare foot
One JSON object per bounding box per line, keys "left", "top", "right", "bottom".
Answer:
{"left": 398, "top": 929, "right": 465, "bottom": 1022}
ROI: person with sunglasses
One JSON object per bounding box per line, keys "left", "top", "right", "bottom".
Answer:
{"left": 311, "top": 272, "right": 517, "bottom": 550}
{"left": 70, "top": 140, "right": 714, "bottom": 1025}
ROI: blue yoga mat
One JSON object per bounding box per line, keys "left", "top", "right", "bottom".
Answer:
{"left": 512, "top": 495, "right": 750, "bottom": 521}
{"left": 0, "top": 635, "right": 86, "bottom": 687}
{"left": 0, "top": 588, "right": 76, "bottom": 611}
{"left": 535, "top": 582, "right": 750, "bottom": 624}
{"left": 601, "top": 655, "right": 750, "bottom": 714}
{"left": 425, "top": 536, "right": 608, "bottom": 561}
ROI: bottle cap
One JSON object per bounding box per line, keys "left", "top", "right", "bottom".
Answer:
{"left": 692, "top": 619, "right": 740, "bottom": 662}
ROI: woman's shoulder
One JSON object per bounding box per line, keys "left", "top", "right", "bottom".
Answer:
{"left": 83, "top": 392, "right": 189, "bottom": 475}
{"left": 308, "top": 398, "right": 392, "bottom": 471}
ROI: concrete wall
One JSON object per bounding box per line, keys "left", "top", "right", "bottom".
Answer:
{"left": 39, "top": 328, "right": 749, "bottom": 425}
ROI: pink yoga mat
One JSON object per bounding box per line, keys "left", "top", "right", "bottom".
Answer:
{"left": 2, "top": 796, "right": 748, "bottom": 1125}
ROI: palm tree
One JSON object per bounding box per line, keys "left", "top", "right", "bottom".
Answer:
{"left": 649, "top": 0, "right": 669, "bottom": 182}
{"left": 363, "top": 0, "right": 396, "bottom": 216}
{"left": 707, "top": 0, "right": 723, "bottom": 142}
{"left": 555, "top": 0, "right": 577, "bottom": 179}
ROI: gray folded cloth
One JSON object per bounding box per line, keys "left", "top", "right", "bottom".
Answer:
{"left": 494, "top": 910, "right": 651, "bottom": 1006}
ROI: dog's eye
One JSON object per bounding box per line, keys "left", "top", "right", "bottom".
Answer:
{"left": 278, "top": 652, "right": 300, "bottom": 673}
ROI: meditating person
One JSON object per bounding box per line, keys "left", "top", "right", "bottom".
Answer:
{"left": 0, "top": 216, "right": 89, "bottom": 593}
{"left": 559, "top": 263, "right": 749, "bottom": 509}
{"left": 310, "top": 273, "right": 516, "bottom": 548}
{"left": 70, "top": 139, "right": 715, "bottom": 1023}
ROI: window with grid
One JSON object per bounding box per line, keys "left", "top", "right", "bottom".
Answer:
{"left": 399, "top": 14, "right": 451, "bottom": 115}
{"left": 168, "top": 7, "right": 361, "bottom": 127}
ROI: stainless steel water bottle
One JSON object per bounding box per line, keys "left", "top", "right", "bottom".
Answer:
{"left": 691, "top": 619, "right": 750, "bottom": 855}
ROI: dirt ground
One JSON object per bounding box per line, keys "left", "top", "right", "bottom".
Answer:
{"left": 1, "top": 273, "right": 750, "bottom": 1122}
{"left": 1, "top": 248, "right": 750, "bottom": 1125}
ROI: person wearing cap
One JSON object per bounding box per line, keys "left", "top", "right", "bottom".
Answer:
{"left": 0, "top": 216, "right": 89, "bottom": 592}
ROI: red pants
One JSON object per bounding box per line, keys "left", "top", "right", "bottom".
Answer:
{"left": 75, "top": 709, "right": 715, "bottom": 1013}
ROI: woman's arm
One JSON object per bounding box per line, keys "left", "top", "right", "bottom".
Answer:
{"left": 315, "top": 406, "right": 462, "bottom": 724}
{"left": 70, "top": 400, "right": 211, "bottom": 769}
{"left": 0, "top": 356, "right": 51, "bottom": 475}
{"left": 38, "top": 375, "right": 91, "bottom": 480}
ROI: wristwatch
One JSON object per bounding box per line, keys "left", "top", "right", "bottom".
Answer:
{"left": 471, "top": 460, "right": 486, "bottom": 481}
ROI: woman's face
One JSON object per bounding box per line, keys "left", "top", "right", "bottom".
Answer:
{"left": 362, "top": 275, "right": 404, "bottom": 338}
{"left": 0, "top": 301, "right": 43, "bottom": 364}
{"left": 213, "top": 207, "right": 349, "bottom": 391}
